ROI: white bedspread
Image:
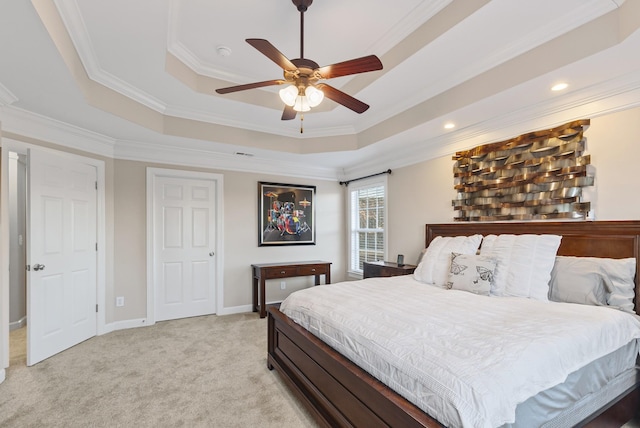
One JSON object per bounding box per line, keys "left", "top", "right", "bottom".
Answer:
{"left": 280, "top": 275, "right": 640, "bottom": 428}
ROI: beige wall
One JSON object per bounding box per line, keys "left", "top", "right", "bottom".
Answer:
{"left": 112, "top": 160, "right": 346, "bottom": 321}
{"left": 387, "top": 106, "right": 640, "bottom": 265}
{"left": 2, "top": 105, "right": 639, "bottom": 326}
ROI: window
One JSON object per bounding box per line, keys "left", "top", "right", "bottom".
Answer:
{"left": 348, "top": 178, "right": 387, "bottom": 275}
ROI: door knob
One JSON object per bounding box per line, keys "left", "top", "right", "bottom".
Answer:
{"left": 33, "top": 264, "right": 45, "bottom": 271}
{"left": 209, "top": 252, "right": 215, "bottom": 257}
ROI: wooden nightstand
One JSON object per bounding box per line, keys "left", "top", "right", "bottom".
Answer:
{"left": 363, "top": 261, "right": 417, "bottom": 279}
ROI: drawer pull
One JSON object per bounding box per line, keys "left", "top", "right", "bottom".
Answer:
{"left": 311, "top": 268, "right": 316, "bottom": 272}
{"left": 281, "top": 271, "right": 286, "bottom": 274}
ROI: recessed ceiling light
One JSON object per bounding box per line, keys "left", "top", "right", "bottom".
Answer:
{"left": 551, "top": 82, "right": 568, "bottom": 91}
{"left": 444, "top": 122, "right": 455, "bottom": 129}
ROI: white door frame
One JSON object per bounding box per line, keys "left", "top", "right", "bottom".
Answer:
{"left": 0, "top": 138, "right": 107, "bottom": 371}
{"left": 146, "top": 167, "right": 224, "bottom": 324}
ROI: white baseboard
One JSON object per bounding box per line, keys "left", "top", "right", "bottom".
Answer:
{"left": 9, "top": 316, "right": 27, "bottom": 331}
{"left": 216, "top": 302, "right": 284, "bottom": 316}
{"left": 103, "top": 305, "right": 263, "bottom": 331}
{"left": 0, "top": 368, "right": 5, "bottom": 384}
{"left": 103, "top": 318, "right": 149, "bottom": 334}
{"left": 216, "top": 304, "right": 253, "bottom": 315}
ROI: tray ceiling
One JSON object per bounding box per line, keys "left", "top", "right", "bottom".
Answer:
{"left": 1, "top": 0, "right": 639, "bottom": 179}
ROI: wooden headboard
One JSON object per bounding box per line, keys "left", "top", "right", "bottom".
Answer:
{"left": 426, "top": 221, "right": 640, "bottom": 315}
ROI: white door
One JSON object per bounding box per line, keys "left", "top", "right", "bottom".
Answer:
{"left": 27, "top": 149, "right": 97, "bottom": 366}
{"left": 154, "top": 175, "right": 217, "bottom": 321}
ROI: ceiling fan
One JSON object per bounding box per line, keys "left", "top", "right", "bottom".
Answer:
{"left": 215, "top": 0, "right": 383, "bottom": 121}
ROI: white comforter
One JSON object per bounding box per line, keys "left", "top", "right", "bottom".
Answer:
{"left": 280, "top": 275, "right": 640, "bottom": 428}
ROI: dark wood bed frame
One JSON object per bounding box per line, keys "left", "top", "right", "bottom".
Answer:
{"left": 267, "top": 221, "right": 640, "bottom": 427}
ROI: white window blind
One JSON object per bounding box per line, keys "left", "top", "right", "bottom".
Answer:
{"left": 349, "top": 183, "right": 386, "bottom": 274}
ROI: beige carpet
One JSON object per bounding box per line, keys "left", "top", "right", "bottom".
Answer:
{"left": 3, "top": 316, "right": 639, "bottom": 428}
{"left": 1, "top": 314, "right": 319, "bottom": 427}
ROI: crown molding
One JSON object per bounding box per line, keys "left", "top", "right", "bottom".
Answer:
{"left": 0, "top": 82, "right": 18, "bottom": 106}
{"left": 0, "top": 106, "right": 116, "bottom": 157}
{"left": 51, "top": 0, "right": 361, "bottom": 140}
{"left": 166, "top": 40, "right": 257, "bottom": 85}
{"left": 0, "top": 105, "right": 341, "bottom": 180}
{"left": 165, "top": 0, "right": 256, "bottom": 83}
{"left": 356, "top": 0, "right": 620, "bottom": 133}
{"left": 365, "top": 0, "right": 451, "bottom": 56}
{"left": 3, "top": 69, "right": 639, "bottom": 183}
{"left": 54, "top": 0, "right": 167, "bottom": 112}
{"left": 114, "top": 139, "right": 340, "bottom": 181}
{"left": 163, "top": 105, "right": 357, "bottom": 139}
{"left": 342, "top": 71, "right": 640, "bottom": 180}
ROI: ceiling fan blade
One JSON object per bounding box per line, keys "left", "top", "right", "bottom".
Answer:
{"left": 246, "top": 39, "right": 297, "bottom": 71}
{"left": 315, "top": 55, "right": 383, "bottom": 79}
{"left": 316, "top": 83, "right": 370, "bottom": 114}
{"left": 215, "top": 79, "right": 285, "bottom": 94}
{"left": 281, "top": 105, "right": 297, "bottom": 120}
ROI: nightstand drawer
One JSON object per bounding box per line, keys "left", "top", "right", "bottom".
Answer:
{"left": 263, "top": 268, "right": 297, "bottom": 279}
{"left": 298, "top": 264, "right": 327, "bottom": 276}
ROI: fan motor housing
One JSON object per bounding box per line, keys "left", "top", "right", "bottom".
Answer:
{"left": 293, "top": 0, "right": 313, "bottom": 12}
{"left": 291, "top": 58, "right": 319, "bottom": 72}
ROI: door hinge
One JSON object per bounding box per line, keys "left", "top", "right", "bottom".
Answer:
{"left": 96, "top": 304, "right": 98, "bottom": 313}
{"left": 26, "top": 264, "right": 30, "bottom": 271}
{"left": 95, "top": 181, "right": 98, "bottom": 190}
{"left": 96, "top": 242, "right": 98, "bottom": 251}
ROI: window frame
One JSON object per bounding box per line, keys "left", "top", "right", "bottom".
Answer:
{"left": 346, "top": 176, "right": 388, "bottom": 278}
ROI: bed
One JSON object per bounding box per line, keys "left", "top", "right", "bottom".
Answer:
{"left": 267, "top": 221, "right": 640, "bottom": 427}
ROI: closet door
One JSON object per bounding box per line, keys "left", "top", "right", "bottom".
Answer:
{"left": 27, "top": 148, "right": 97, "bottom": 366}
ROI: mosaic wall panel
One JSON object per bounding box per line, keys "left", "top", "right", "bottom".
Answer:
{"left": 452, "top": 119, "right": 593, "bottom": 221}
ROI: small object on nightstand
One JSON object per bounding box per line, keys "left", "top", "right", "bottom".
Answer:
{"left": 397, "top": 254, "right": 404, "bottom": 266}
{"left": 363, "top": 260, "right": 416, "bottom": 279}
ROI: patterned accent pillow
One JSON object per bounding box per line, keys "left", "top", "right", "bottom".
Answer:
{"left": 446, "top": 253, "right": 496, "bottom": 296}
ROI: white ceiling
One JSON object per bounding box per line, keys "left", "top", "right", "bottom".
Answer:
{"left": 1, "top": 0, "right": 639, "bottom": 180}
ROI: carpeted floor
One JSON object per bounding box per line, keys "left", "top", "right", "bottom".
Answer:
{"left": 3, "top": 315, "right": 639, "bottom": 428}
{"left": 1, "top": 314, "right": 319, "bottom": 427}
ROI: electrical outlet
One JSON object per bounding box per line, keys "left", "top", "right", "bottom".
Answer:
{"left": 280, "top": 281, "right": 286, "bottom": 290}
{"left": 116, "top": 296, "right": 125, "bottom": 307}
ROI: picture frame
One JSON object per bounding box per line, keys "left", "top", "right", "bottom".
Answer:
{"left": 258, "top": 182, "right": 316, "bottom": 246}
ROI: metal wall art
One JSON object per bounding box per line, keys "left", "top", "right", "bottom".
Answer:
{"left": 452, "top": 119, "right": 593, "bottom": 221}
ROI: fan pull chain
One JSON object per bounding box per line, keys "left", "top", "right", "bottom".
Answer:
{"left": 300, "top": 114, "right": 304, "bottom": 133}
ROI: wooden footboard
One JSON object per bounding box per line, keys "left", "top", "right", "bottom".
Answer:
{"left": 268, "top": 304, "right": 638, "bottom": 427}
{"left": 267, "top": 306, "right": 442, "bottom": 428}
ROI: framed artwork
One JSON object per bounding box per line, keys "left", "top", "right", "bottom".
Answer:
{"left": 258, "top": 182, "right": 316, "bottom": 246}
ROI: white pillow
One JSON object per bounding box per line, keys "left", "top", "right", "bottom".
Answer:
{"left": 413, "top": 234, "right": 482, "bottom": 287}
{"left": 480, "top": 234, "right": 562, "bottom": 300}
{"left": 549, "top": 256, "right": 636, "bottom": 313}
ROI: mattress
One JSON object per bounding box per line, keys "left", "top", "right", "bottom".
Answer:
{"left": 504, "top": 340, "right": 640, "bottom": 427}
{"left": 280, "top": 275, "right": 640, "bottom": 428}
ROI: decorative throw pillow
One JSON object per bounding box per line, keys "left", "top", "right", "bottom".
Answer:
{"left": 549, "top": 256, "right": 636, "bottom": 313}
{"left": 413, "top": 234, "right": 483, "bottom": 288}
{"left": 446, "top": 253, "right": 496, "bottom": 296}
{"left": 480, "top": 234, "right": 562, "bottom": 301}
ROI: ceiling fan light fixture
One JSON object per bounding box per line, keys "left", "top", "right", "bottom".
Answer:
{"left": 305, "top": 85, "right": 324, "bottom": 107}
{"left": 279, "top": 85, "right": 298, "bottom": 106}
{"left": 216, "top": 0, "right": 383, "bottom": 121}
{"left": 293, "top": 95, "right": 311, "bottom": 112}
